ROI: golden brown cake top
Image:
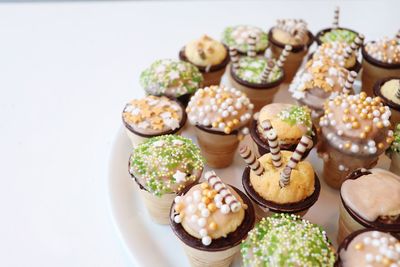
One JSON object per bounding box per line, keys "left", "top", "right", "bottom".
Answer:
{"left": 365, "top": 37, "right": 400, "bottom": 64}
{"left": 272, "top": 19, "right": 309, "bottom": 46}
{"left": 380, "top": 79, "right": 400, "bottom": 105}
{"left": 184, "top": 35, "right": 227, "bottom": 67}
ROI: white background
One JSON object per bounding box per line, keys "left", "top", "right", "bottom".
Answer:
{"left": 0, "top": 1, "right": 399, "bottom": 266}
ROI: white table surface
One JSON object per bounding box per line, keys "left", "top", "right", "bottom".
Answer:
{"left": 0, "top": 1, "right": 399, "bottom": 266}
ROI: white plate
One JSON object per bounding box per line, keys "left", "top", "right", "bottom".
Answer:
{"left": 107, "top": 83, "right": 390, "bottom": 267}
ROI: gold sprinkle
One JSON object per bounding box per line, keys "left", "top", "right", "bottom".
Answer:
{"left": 202, "top": 196, "right": 211, "bottom": 204}
{"left": 352, "top": 122, "right": 360, "bottom": 129}
{"left": 377, "top": 122, "right": 384, "bottom": 128}
{"left": 345, "top": 142, "right": 351, "bottom": 149}
{"left": 360, "top": 132, "right": 366, "bottom": 138}
{"left": 387, "top": 137, "right": 394, "bottom": 144}
{"left": 354, "top": 242, "right": 364, "bottom": 250}
{"left": 209, "top": 222, "right": 217, "bottom": 231}
{"left": 207, "top": 190, "right": 216, "bottom": 199}
{"left": 378, "top": 143, "right": 385, "bottom": 149}
{"left": 202, "top": 189, "right": 210, "bottom": 196}
{"left": 224, "top": 126, "right": 232, "bottom": 134}
{"left": 207, "top": 203, "right": 217, "bottom": 212}
{"left": 201, "top": 182, "right": 209, "bottom": 189}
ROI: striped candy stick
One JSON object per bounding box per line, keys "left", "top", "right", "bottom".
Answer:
{"left": 344, "top": 34, "right": 365, "bottom": 60}
{"left": 229, "top": 46, "right": 240, "bottom": 71}
{"left": 294, "top": 28, "right": 307, "bottom": 42}
{"left": 333, "top": 6, "right": 340, "bottom": 29}
{"left": 396, "top": 29, "right": 400, "bottom": 45}
{"left": 260, "top": 120, "right": 282, "bottom": 168}
{"left": 279, "top": 135, "right": 312, "bottom": 187}
{"left": 239, "top": 145, "right": 264, "bottom": 176}
{"left": 396, "top": 87, "right": 400, "bottom": 99}
{"left": 343, "top": 71, "right": 358, "bottom": 93}
{"left": 247, "top": 32, "right": 257, "bottom": 57}
{"left": 274, "top": 45, "right": 292, "bottom": 71}
{"left": 260, "top": 61, "right": 275, "bottom": 83}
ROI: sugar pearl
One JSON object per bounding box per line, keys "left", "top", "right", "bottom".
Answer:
{"left": 190, "top": 214, "right": 198, "bottom": 222}
{"left": 174, "top": 196, "right": 182, "bottom": 203}
{"left": 202, "top": 236, "right": 212, "bottom": 246}
{"left": 185, "top": 196, "right": 193, "bottom": 203}
{"left": 221, "top": 204, "right": 230, "bottom": 214}
{"left": 193, "top": 190, "right": 202, "bottom": 202}
{"left": 188, "top": 204, "right": 196, "bottom": 214}
{"left": 198, "top": 202, "right": 206, "bottom": 210}
{"left": 174, "top": 215, "right": 182, "bottom": 224}
{"left": 199, "top": 228, "right": 208, "bottom": 237}
{"left": 201, "top": 209, "right": 210, "bottom": 218}
{"left": 365, "top": 253, "right": 374, "bottom": 262}
{"left": 198, "top": 218, "right": 207, "bottom": 227}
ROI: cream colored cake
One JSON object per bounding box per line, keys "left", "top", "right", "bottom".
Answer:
{"left": 185, "top": 35, "right": 227, "bottom": 67}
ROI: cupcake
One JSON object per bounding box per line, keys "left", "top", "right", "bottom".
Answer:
{"left": 338, "top": 168, "right": 400, "bottom": 244}
{"left": 241, "top": 214, "right": 336, "bottom": 267}
{"left": 362, "top": 32, "right": 400, "bottom": 96}
{"left": 268, "top": 19, "right": 314, "bottom": 82}
{"left": 227, "top": 45, "right": 287, "bottom": 112}
{"left": 179, "top": 35, "right": 229, "bottom": 87}
{"left": 315, "top": 7, "right": 358, "bottom": 46}
{"left": 170, "top": 171, "right": 255, "bottom": 267}
{"left": 221, "top": 25, "right": 269, "bottom": 55}
{"left": 128, "top": 135, "right": 204, "bottom": 224}
{"left": 186, "top": 85, "right": 253, "bottom": 168}
{"left": 240, "top": 135, "right": 320, "bottom": 220}
{"left": 139, "top": 59, "right": 203, "bottom": 106}
{"left": 318, "top": 93, "right": 394, "bottom": 189}
{"left": 388, "top": 124, "right": 400, "bottom": 176}
{"left": 122, "top": 95, "right": 187, "bottom": 146}
{"left": 374, "top": 77, "right": 400, "bottom": 125}
{"left": 289, "top": 58, "right": 353, "bottom": 126}
{"left": 250, "top": 103, "right": 316, "bottom": 157}
{"left": 337, "top": 229, "right": 400, "bottom": 267}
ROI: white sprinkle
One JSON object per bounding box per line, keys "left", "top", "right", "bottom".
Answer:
{"left": 199, "top": 228, "right": 208, "bottom": 237}
{"left": 201, "top": 209, "right": 210, "bottom": 218}
{"left": 198, "top": 218, "right": 206, "bottom": 227}
{"left": 174, "top": 215, "right": 181, "bottom": 223}
{"left": 201, "top": 236, "right": 212, "bottom": 246}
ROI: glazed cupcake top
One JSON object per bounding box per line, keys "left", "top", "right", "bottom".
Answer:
{"left": 172, "top": 171, "right": 246, "bottom": 246}
{"left": 250, "top": 151, "right": 314, "bottom": 204}
{"left": 340, "top": 230, "right": 400, "bottom": 267}
{"left": 272, "top": 19, "right": 310, "bottom": 46}
{"left": 140, "top": 59, "right": 203, "bottom": 97}
{"left": 389, "top": 124, "right": 400, "bottom": 154}
{"left": 257, "top": 103, "right": 313, "bottom": 145}
{"left": 379, "top": 78, "right": 400, "bottom": 106}
{"left": 122, "top": 95, "right": 183, "bottom": 135}
{"left": 129, "top": 135, "right": 204, "bottom": 196}
{"left": 319, "top": 93, "right": 393, "bottom": 156}
{"left": 235, "top": 56, "right": 283, "bottom": 84}
{"left": 186, "top": 85, "right": 253, "bottom": 134}
{"left": 241, "top": 214, "right": 335, "bottom": 267}
{"left": 365, "top": 37, "right": 400, "bottom": 64}
{"left": 320, "top": 28, "right": 357, "bottom": 44}
{"left": 184, "top": 35, "right": 227, "bottom": 67}
{"left": 221, "top": 25, "right": 268, "bottom": 53}
{"left": 341, "top": 168, "right": 400, "bottom": 222}
{"left": 312, "top": 41, "right": 357, "bottom": 69}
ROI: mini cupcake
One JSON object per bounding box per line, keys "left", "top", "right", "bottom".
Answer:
{"left": 268, "top": 19, "right": 314, "bottom": 82}
{"left": 170, "top": 171, "right": 255, "bottom": 267}
{"left": 289, "top": 58, "right": 353, "bottom": 126}
{"left": 227, "top": 44, "right": 287, "bottom": 112}
{"left": 129, "top": 135, "right": 204, "bottom": 224}
{"left": 241, "top": 214, "right": 336, "bottom": 267}
{"left": 221, "top": 25, "right": 268, "bottom": 55}
{"left": 318, "top": 93, "right": 394, "bottom": 189}
{"left": 240, "top": 134, "right": 320, "bottom": 220}
{"left": 315, "top": 7, "right": 358, "bottom": 45}
{"left": 337, "top": 229, "right": 400, "bottom": 267}
{"left": 374, "top": 77, "right": 400, "bottom": 125}
{"left": 338, "top": 168, "right": 400, "bottom": 244}
{"left": 250, "top": 103, "right": 316, "bottom": 157}
{"left": 388, "top": 124, "right": 400, "bottom": 176}
{"left": 186, "top": 85, "right": 253, "bottom": 168}
{"left": 179, "top": 35, "right": 229, "bottom": 87}
{"left": 122, "top": 95, "right": 186, "bottom": 146}
{"left": 362, "top": 32, "right": 400, "bottom": 96}
{"left": 139, "top": 59, "right": 203, "bottom": 106}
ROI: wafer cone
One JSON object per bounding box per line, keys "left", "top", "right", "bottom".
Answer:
{"left": 181, "top": 242, "right": 239, "bottom": 267}
{"left": 389, "top": 152, "right": 400, "bottom": 176}
{"left": 201, "top": 68, "right": 226, "bottom": 87}
{"left": 361, "top": 60, "right": 400, "bottom": 96}
{"left": 139, "top": 189, "right": 176, "bottom": 224}
{"left": 270, "top": 45, "right": 307, "bottom": 83}
{"left": 337, "top": 200, "right": 365, "bottom": 244}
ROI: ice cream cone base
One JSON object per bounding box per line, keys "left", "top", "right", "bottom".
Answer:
{"left": 271, "top": 44, "right": 307, "bottom": 83}
{"left": 139, "top": 189, "right": 176, "bottom": 224}
{"left": 201, "top": 68, "right": 226, "bottom": 87}
{"left": 361, "top": 60, "right": 400, "bottom": 96}
{"left": 389, "top": 152, "right": 400, "bottom": 176}
{"left": 337, "top": 200, "right": 365, "bottom": 244}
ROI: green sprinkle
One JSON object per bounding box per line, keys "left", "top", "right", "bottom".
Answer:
{"left": 241, "top": 214, "right": 335, "bottom": 267}
{"left": 320, "top": 29, "right": 357, "bottom": 44}
{"left": 278, "top": 106, "right": 313, "bottom": 135}
{"left": 221, "top": 25, "right": 269, "bottom": 53}
{"left": 236, "top": 57, "right": 282, "bottom": 84}
{"left": 129, "top": 135, "right": 204, "bottom": 196}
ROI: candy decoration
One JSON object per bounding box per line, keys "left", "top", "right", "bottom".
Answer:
{"left": 279, "top": 135, "right": 312, "bottom": 187}
{"left": 274, "top": 45, "right": 293, "bottom": 70}
{"left": 396, "top": 87, "right": 400, "bottom": 99}
{"left": 239, "top": 145, "right": 265, "bottom": 176}
{"left": 344, "top": 34, "right": 365, "bottom": 60}
{"left": 260, "top": 61, "right": 275, "bottom": 83}
{"left": 294, "top": 27, "right": 307, "bottom": 42}
{"left": 333, "top": 6, "right": 340, "bottom": 29}
{"left": 396, "top": 29, "right": 400, "bottom": 45}
{"left": 343, "top": 71, "right": 358, "bottom": 93}
{"left": 247, "top": 32, "right": 257, "bottom": 57}
{"left": 229, "top": 46, "right": 240, "bottom": 71}
{"left": 261, "top": 119, "right": 282, "bottom": 168}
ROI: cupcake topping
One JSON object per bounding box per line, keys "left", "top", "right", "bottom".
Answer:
{"left": 389, "top": 124, "right": 400, "bottom": 154}
{"left": 320, "top": 28, "right": 357, "bottom": 44}
{"left": 340, "top": 231, "right": 400, "bottom": 267}
{"left": 123, "top": 96, "right": 183, "bottom": 134}
{"left": 319, "top": 93, "right": 393, "bottom": 157}
{"left": 221, "top": 25, "right": 269, "bottom": 53}
{"left": 312, "top": 41, "right": 357, "bottom": 68}
{"left": 129, "top": 135, "right": 204, "bottom": 196}
{"left": 235, "top": 56, "right": 283, "bottom": 84}
{"left": 272, "top": 19, "right": 309, "bottom": 46}
{"left": 341, "top": 168, "right": 400, "bottom": 222}
{"left": 172, "top": 171, "right": 246, "bottom": 246}
{"left": 186, "top": 85, "right": 253, "bottom": 134}
{"left": 380, "top": 79, "right": 400, "bottom": 105}
{"left": 184, "top": 35, "right": 227, "bottom": 68}
{"left": 365, "top": 37, "right": 400, "bottom": 64}
{"left": 241, "top": 214, "right": 336, "bottom": 267}
{"left": 140, "top": 59, "right": 203, "bottom": 97}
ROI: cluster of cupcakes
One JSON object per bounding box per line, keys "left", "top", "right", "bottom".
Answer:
{"left": 121, "top": 6, "right": 400, "bottom": 266}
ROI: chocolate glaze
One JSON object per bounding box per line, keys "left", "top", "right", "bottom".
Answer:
{"left": 169, "top": 184, "right": 255, "bottom": 252}
{"left": 335, "top": 228, "right": 400, "bottom": 267}
{"left": 230, "top": 63, "right": 285, "bottom": 90}
{"left": 194, "top": 124, "right": 239, "bottom": 136}
{"left": 340, "top": 169, "right": 400, "bottom": 231}
{"left": 179, "top": 45, "right": 230, "bottom": 73}
{"left": 249, "top": 119, "right": 317, "bottom": 158}
{"left": 306, "top": 52, "right": 361, "bottom": 73}
{"left": 242, "top": 166, "right": 321, "bottom": 213}
{"left": 122, "top": 97, "right": 187, "bottom": 138}
{"left": 268, "top": 28, "right": 314, "bottom": 53}
{"left": 315, "top": 27, "right": 359, "bottom": 46}
{"left": 373, "top": 76, "right": 400, "bottom": 111}
{"left": 362, "top": 42, "right": 400, "bottom": 69}
{"left": 176, "top": 93, "right": 193, "bottom": 107}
